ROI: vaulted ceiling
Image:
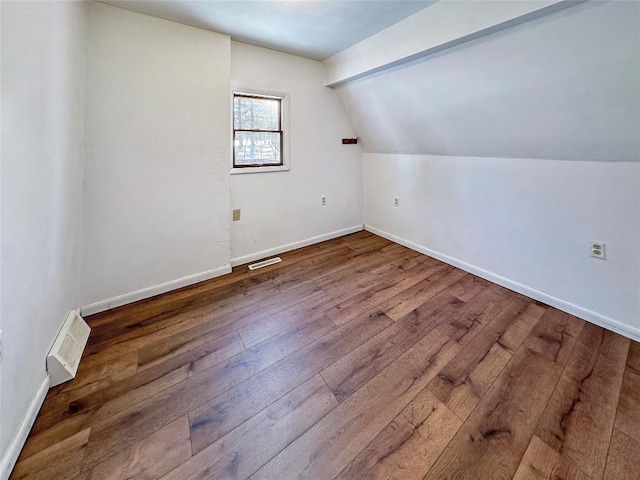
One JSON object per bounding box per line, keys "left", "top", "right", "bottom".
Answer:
{"left": 335, "top": 1, "right": 640, "bottom": 161}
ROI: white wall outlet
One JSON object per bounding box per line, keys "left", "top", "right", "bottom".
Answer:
{"left": 591, "top": 241, "right": 606, "bottom": 260}
{"left": 394, "top": 197, "right": 399, "bottom": 207}
{"left": 321, "top": 195, "right": 326, "bottom": 206}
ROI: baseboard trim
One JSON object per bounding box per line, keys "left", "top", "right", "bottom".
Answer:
{"left": 1, "top": 375, "right": 50, "bottom": 480}
{"left": 231, "top": 225, "right": 364, "bottom": 267}
{"left": 365, "top": 225, "right": 640, "bottom": 342}
{"left": 80, "top": 265, "right": 232, "bottom": 316}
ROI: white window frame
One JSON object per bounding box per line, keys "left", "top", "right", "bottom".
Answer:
{"left": 231, "top": 88, "right": 290, "bottom": 174}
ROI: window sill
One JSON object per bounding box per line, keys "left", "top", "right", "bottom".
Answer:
{"left": 231, "top": 165, "right": 290, "bottom": 175}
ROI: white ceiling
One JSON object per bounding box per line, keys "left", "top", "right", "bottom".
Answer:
{"left": 99, "top": 0, "right": 435, "bottom": 60}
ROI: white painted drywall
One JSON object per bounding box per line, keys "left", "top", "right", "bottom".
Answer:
{"left": 230, "top": 42, "right": 363, "bottom": 264}
{"left": 1, "top": 0, "right": 86, "bottom": 464}
{"left": 337, "top": 0, "right": 640, "bottom": 338}
{"left": 364, "top": 154, "right": 640, "bottom": 338}
{"left": 323, "top": 0, "right": 568, "bottom": 86}
{"left": 82, "top": 3, "right": 232, "bottom": 308}
{"left": 335, "top": 1, "right": 640, "bottom": 162}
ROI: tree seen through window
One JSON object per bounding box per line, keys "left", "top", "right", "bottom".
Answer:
{"left": 233, "top": 94, "right": 283, "bottom": 167}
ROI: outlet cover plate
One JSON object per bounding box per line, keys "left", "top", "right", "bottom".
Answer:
{"left": 591, "top": 241, "right": 606, "bottom": 260}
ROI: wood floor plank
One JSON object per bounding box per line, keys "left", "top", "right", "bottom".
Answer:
{"left": 625, "top": 339, "right": 640, "bottom": 371}
{"left": 81, "top": 315, "right": 337, "bottom": 469}
{"left": 79, "top": 279, "right": 322, "bottom": 372}
{"left": 270, "top": 246, "right": 366, "bottom": 291}
{"left": 614, "top": 341, "right": 640, "bottom": 443}
{"left": 347, "top": 234, "right": 393, "bottom": 253}
{"left": 29, "top": 248, "right": 415, "bottom": 459}
{"left": 85, "top": 268, "right": 252, "bottom": 328}
{"left": 498, "top": 297, "right": 548, "bottom": 352}
{"left": 11, "top": 233, "right": 636, "bottom": 480}
{"left": 254, "top": 234, "right": 396, "bottom": 286}
{"left": 257, "top": 243, "right": 355, "bottom": 279}
{"left": 324, "top": 257, "right": 438, "bottom": 326}
{"left": 447, "top": 274, "right": 492, "bottom": 302}
{"left": 24, "top": 360, "right": 191, "bottom": 460}
{"left": 428, "top": 297, "right": 545, "bottom": 420}
{"left": 45, "top": 351, "right": 139, "bottom": 405}
{"left": 424, "top": 347, "right": 563, "bottom": 480}
{"left": 137, "top": 328, "right": 245, "bottom": 372}
{"left": 319, "top": 251, "right": 429, "bottom": 304}
{"left": 248, "top": 233, "right": 391, "bottom": 282}
{"left": 534, "top": 328, "right": 630, "bottom": 479}
{"left": 376, "top": 266, "right": 469, "bottom": 321}
{"left": 244, "top": 234, "right": 369, "bottom": 278}
{"left": 335, "top": 387, "right": 462, "bottom": 480}
{"left": 603, "top": 428, "right": 640, "bottom": 480}
{"left": 237, "top": 290, "right": 328, "bottom": 348}
{"left": 76, "top": 416, "right": 191, "bottom": 479}
{"left": 85, "top": 276, "right": 274, "bottom": 346}
{"left": 321, "top": 292, "right": 465, "bottom": 402}
{"left": 250, "top": 325, "right": 462, "bottom": 480}
{"left": 524, "top": 309, "right": 584, "bottom": 366}
{"left": 87, "top": 277, "right": 278, "bottom": 347}
{"left": 35, "top": 329, "right": 244, "bottom": 434}
{"left": 10, "top": 429, "right": 90, "bottom": 480}
{"left": 187, "top": 310, "right": 394, "bottom": 454}
{"left": 264, "top": 253, "right": 429, "bottom": 337}
{"left": 577, "top": 321, "right": 608, "bottom": 351}
{"left": 371, "top": 249, "right": 425, "bottom": 272}
{"left": 512, "top": 435, "right": 591, "bottom": 480}
{"left": 441, "top": 283, "right": 517, "bottom": 348}
{"left": 163, "top": 375, "right": 337, "bottom": 480}
{"left": 378, "top": 240, "right": 414, "bottom": 255}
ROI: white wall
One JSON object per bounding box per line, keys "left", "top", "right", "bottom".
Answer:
{"left": 230, "top": 42, "right": 363, "bottom": 265}
{"left": 336, "top": 1, "right": 640, "bottom": 161}
{"left": 0, "top": 0, "right": 86, "bottom": 468}
{"left": 82, "top": 3, "right": 232, "bottom": 312}
{"left": 364, "top": 154, "right": 640, "bottom": 339}
{"left": 335, "top": 1, "right": 640, "bottom": 339}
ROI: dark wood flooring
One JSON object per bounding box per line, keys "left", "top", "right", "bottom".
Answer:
{"left": 11, "top": 232, "right": 640, "bottom": 479}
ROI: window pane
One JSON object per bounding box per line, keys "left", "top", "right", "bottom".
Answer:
{"left": 234, "top": 96, "right": 280, "bottom": 131}
{"left": 234, "top": 131, "right": 281, "bottom": 165}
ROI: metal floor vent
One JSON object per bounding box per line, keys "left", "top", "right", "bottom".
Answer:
{"left": 47, "top": 310, "right": 91, "bottom": 387}
{"left": 248, "top": 256, "right": 282, "bottom": 270}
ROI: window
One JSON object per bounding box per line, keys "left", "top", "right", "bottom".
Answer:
{"left": 233, "top": 92, "right": 288, "bottom": 172}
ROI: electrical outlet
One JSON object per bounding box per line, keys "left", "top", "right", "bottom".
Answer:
{"left": 321, "top": 195, "right": 326, "bottom": 206}
{"left": 394, "top": 197, "right": 399, "bottom": 207}
{"left": 232, "top": 209, "right": 241, "bottom": 221}
{"left": 591, "top": 241, "right": 606, "bottom": 260}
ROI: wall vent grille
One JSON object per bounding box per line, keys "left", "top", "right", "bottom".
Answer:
{"left": 47, "top": 310, "right": 91, "bottom": 387}
{"left": 248, "top": 257, "right": 282, "bottom": 270}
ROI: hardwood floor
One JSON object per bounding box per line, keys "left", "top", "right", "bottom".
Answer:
{"left": 10, "top": 232, "right": 639, "bottom": 480}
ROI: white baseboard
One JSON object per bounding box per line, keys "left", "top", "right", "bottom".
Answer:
{"left": 0, "top": 375, "right": 50, "bottom": 480}
{"left": 365, "top": 225, "right": 640, "bottom": 343}
{"left": 80, "top": 265, "right": 232, "bottom": 316}
{"left": 230, "top": 225, "right": 364, "bottom": 267}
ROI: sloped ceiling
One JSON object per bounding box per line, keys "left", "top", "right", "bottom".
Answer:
{"left": 335, "top": 1, "right": 640, "bottom": 162}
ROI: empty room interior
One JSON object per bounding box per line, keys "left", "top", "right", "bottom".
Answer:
{"left": 2, "top": 0, "right": 640, "bottom": 479}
